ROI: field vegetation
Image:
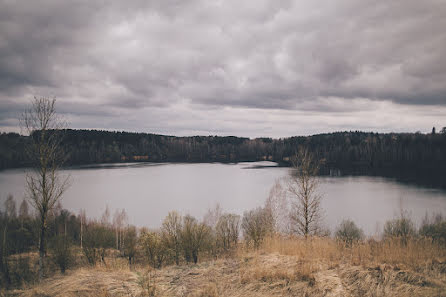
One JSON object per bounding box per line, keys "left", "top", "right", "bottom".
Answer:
{"left": 1, "top": 195, "right": 446, "bottom": 297}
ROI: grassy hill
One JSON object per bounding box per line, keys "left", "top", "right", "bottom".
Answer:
{"left": 5, "top": 237, "right": 446, "bottom": 297}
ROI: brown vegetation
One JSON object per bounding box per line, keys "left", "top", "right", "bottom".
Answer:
{"left": 4, "top": 235, "right": 446, "bottom": 297}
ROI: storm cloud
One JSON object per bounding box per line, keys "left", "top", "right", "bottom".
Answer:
{"left": 0, "top": 0, "right": 445, "bottom": 137}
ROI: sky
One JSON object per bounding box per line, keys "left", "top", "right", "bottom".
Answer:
{"left": 0, "top": 0, "right": 445, "bottom": 138}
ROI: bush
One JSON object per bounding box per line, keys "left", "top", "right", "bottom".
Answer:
{"left": 419, "top": 214, "right": 446, "bottom": 244}
{"left": 242, "top": 207, "right": 274, "bottom": 249}
{"left": 50, "top": 235, "right": 73, "bottom": 273}
{"left": 124, "top": 226, "right": 138, "bottom": 267}
{"left": 216, "top": 214, "right": 240, "bottom": 251}
{"left": 180, "top": 215, "right": 211, "bottom": 264}
{"left": 384, "top": 215, "right": 416, "bottom": 244}
{"left": 82, "top": 223, "right": 114, "bottom": 265}
{"left": 335, "top": 219, "right": 363, "bottom": 246}
{"left": 161, "top": 211, "right": 182, "bottom": 265}
{"left": 139, "top": 230, "right": 168, "bottom": 269}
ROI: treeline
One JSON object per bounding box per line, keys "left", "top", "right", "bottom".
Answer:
{"left": 1, "top": 194, "right": 446, "bottom": 289}
{"left": 1, "top": 129, "right": 446, "bottom": 187}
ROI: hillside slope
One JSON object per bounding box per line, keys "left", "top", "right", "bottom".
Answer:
{"left": 7, "top": 252, "right": 446, "bottom": 297}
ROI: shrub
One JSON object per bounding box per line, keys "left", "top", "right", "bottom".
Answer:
{"left": 384, "top": 215, "right": 416, "bottom": 245}
{"left": 161, "top": 211, "right": 182, "bottom": 265}
{"left": 124, "top": 226, "right": 138, "bottom": 267}
{"left": 335, "top": 219, "right": 363, "bottom": 246}
{"left": 82, "top": 223, "right": 114, "bottom": 265}
{"left": 50, "top": 235, "right": 73, "bottom": 273}
{"left": 180, "top": 215, "right": 211, "bottom": 264}
{"left": 419, "top": 213, "right": 446, "bottom": 244}
{"left": 216, "top": 214, "right": 240, "bottom": 251}
{"left": 139, "top": 230, "right": 167, "bottom": 268}
{"left": 242, "top": 207, "right": 274, "bottom": 249}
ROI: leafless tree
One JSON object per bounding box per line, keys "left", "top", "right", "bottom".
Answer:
{"left": 161, "top": 211, "right": 182, "bottom": 265}
{"left": 203, "top": 203, "right": 223, "bottom": 229}
{"left": 19, "top": 199, "right": 30, "bottom": 228}
{"left": 79, "top": 209, "right": 86, "bottom": 249}
{"left": 124, "top": 226, "right": 138, "bottom": 268}
{"left": 242, "top": 207, "right": 274, "bottom": 249}
{"left": 19, "top": 199, "right": 29, "bottom": 220}
{"left": 265, "top": 179, "right": 290, "bottom": 234}
{"left": 139, "top": 229, "right": 167, "bottom": 268}
{"left": 216, "top": 214, "right": 240, "bottom": 251}
{"left": 113, "top": 208, "right": 127, "bottom": 251}
{"left": 180, "top": 215, "right": 211, "bottom": 264}
{"left": 4, "top": 194, "right": 16, "bottom": 219}
{"left": 101, "top": 205, "right": 111, "bottom": 226}
{"left": 288, "top": 148, "right": 323, "bottom": 237}
{"left": 21, "top": 97, "right": 69, "bottom": 279}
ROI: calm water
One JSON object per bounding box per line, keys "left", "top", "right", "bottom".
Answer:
{"left": 1, "top": 162, "right": 445, "bottom": 235}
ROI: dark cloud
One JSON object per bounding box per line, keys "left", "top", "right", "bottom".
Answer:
{"left": 0, "top": 0, "right": 445, "bottom": 136}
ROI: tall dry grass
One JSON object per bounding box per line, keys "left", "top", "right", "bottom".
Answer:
{"left": 258, "top": 235, "right": 446, "bottom": 270}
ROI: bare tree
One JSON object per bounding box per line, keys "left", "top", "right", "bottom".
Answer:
{"left": 180, "top": 215, "right": 211, "bottom": 263}
{"left": 113, "top": 208, "right": 127, "bottom": 251}
{"left": 161, "top": 211, "right": 182, "bottom": 265}
{"left": 242, "top": 207, "right": 274, "bottom": 249}
{"left": 216, "top": 214, "right": 240, "bottom": 251}
{"left": 265, "top": 179, "right": 290, "bottom": 234}
{"left": 101, "top": 205, "right": 111, "bottom": 226}
{"left": 19, "top": 199, "right": 29, "bottom": 220}
{"left": 19, "top": 199, "right": 30, "bottom": 228}
{"left": 288, "top": 148, "right": 323, "bottom": 237}
{"left": 139, "top": 229, "right": 167, "bottom": 268}
{"left": 124, "top": 226, "right": 138, "bottom": 268}
{"left": 79, "top": 209, "right": 86, "bottom": 249}
{"left": 203, "top": 203, "right": 223, "bottom": 229}
{"left": 4, "top": 194, "right": 16, "bottom": 219}
{"left": 22, "top": 97, "right": 69, "bottom": 279}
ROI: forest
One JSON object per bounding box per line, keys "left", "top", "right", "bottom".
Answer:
{"left": 1, "top": 128, "right": 446, "bottom": 188}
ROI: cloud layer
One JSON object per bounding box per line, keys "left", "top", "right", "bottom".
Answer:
{"left": 0, "top": 0, "right": 445, "bottom": 137}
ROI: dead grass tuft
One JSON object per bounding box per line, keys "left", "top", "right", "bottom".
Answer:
{"left": 190, "top": 283, "right": 219, "bottom": 297}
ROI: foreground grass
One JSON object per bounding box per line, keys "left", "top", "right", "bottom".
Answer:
{"left": 4, "top": 236, "right": 446, "bottom": 297}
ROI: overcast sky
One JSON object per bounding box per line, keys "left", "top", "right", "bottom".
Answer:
{"left": 0, "top": 0, "right": 445, "bottom": 138}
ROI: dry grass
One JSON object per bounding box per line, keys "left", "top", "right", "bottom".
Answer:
{"left": 6, "top": 268, "right": 138, "bottom": 297}
{"left": 5, "top": 236, "right": 446, "bottom": 297}
{"left": 260, "top": 235, "right": 446, "bottom": 269}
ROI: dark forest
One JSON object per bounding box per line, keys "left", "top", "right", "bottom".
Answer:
{"left": 1, "top": 129, "right": 445, "bottom": 188}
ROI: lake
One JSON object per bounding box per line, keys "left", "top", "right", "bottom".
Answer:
{"left": 1, "top": 161, "right": 445, "bottom": 235}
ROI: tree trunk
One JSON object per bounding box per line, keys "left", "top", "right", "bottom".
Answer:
{"left": 80, "top": 217, "right": 83, "bottom": 249}
{"left": 39, "top": 217, "right": 47, "bottom": 280}
{"left": 2, "top": 224, "right": 11, "bottom": 285}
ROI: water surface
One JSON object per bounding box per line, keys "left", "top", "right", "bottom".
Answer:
{"left": 0, "top": 162, "right": 445, "bottom": 235}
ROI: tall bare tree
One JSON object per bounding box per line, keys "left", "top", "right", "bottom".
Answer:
{"left": 22, "top": 97, "right": 69, "bottom": 279}
{"left": 113, "top": 208, "right": 127, "bottom": 251}
{"left": 161, "top": 211, "right": 182, "bottom": 265}
{"left": 288, "top": 147, "right": 323, "bottom": 237}
{"left": 4, "top": 194, "right": 16, "bottom": 219}
{"left": 79, "top": 209, "right": 86, "bottom": 249}
{"left": 216, "top": 213, "right": 240, "bottom": 251}
{"left": 265, "top": 179, "right": 290, "bottom": 234}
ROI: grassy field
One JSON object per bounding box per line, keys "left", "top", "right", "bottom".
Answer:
{"left": 3, "top": 236, "right": 446, "bottom": 297}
